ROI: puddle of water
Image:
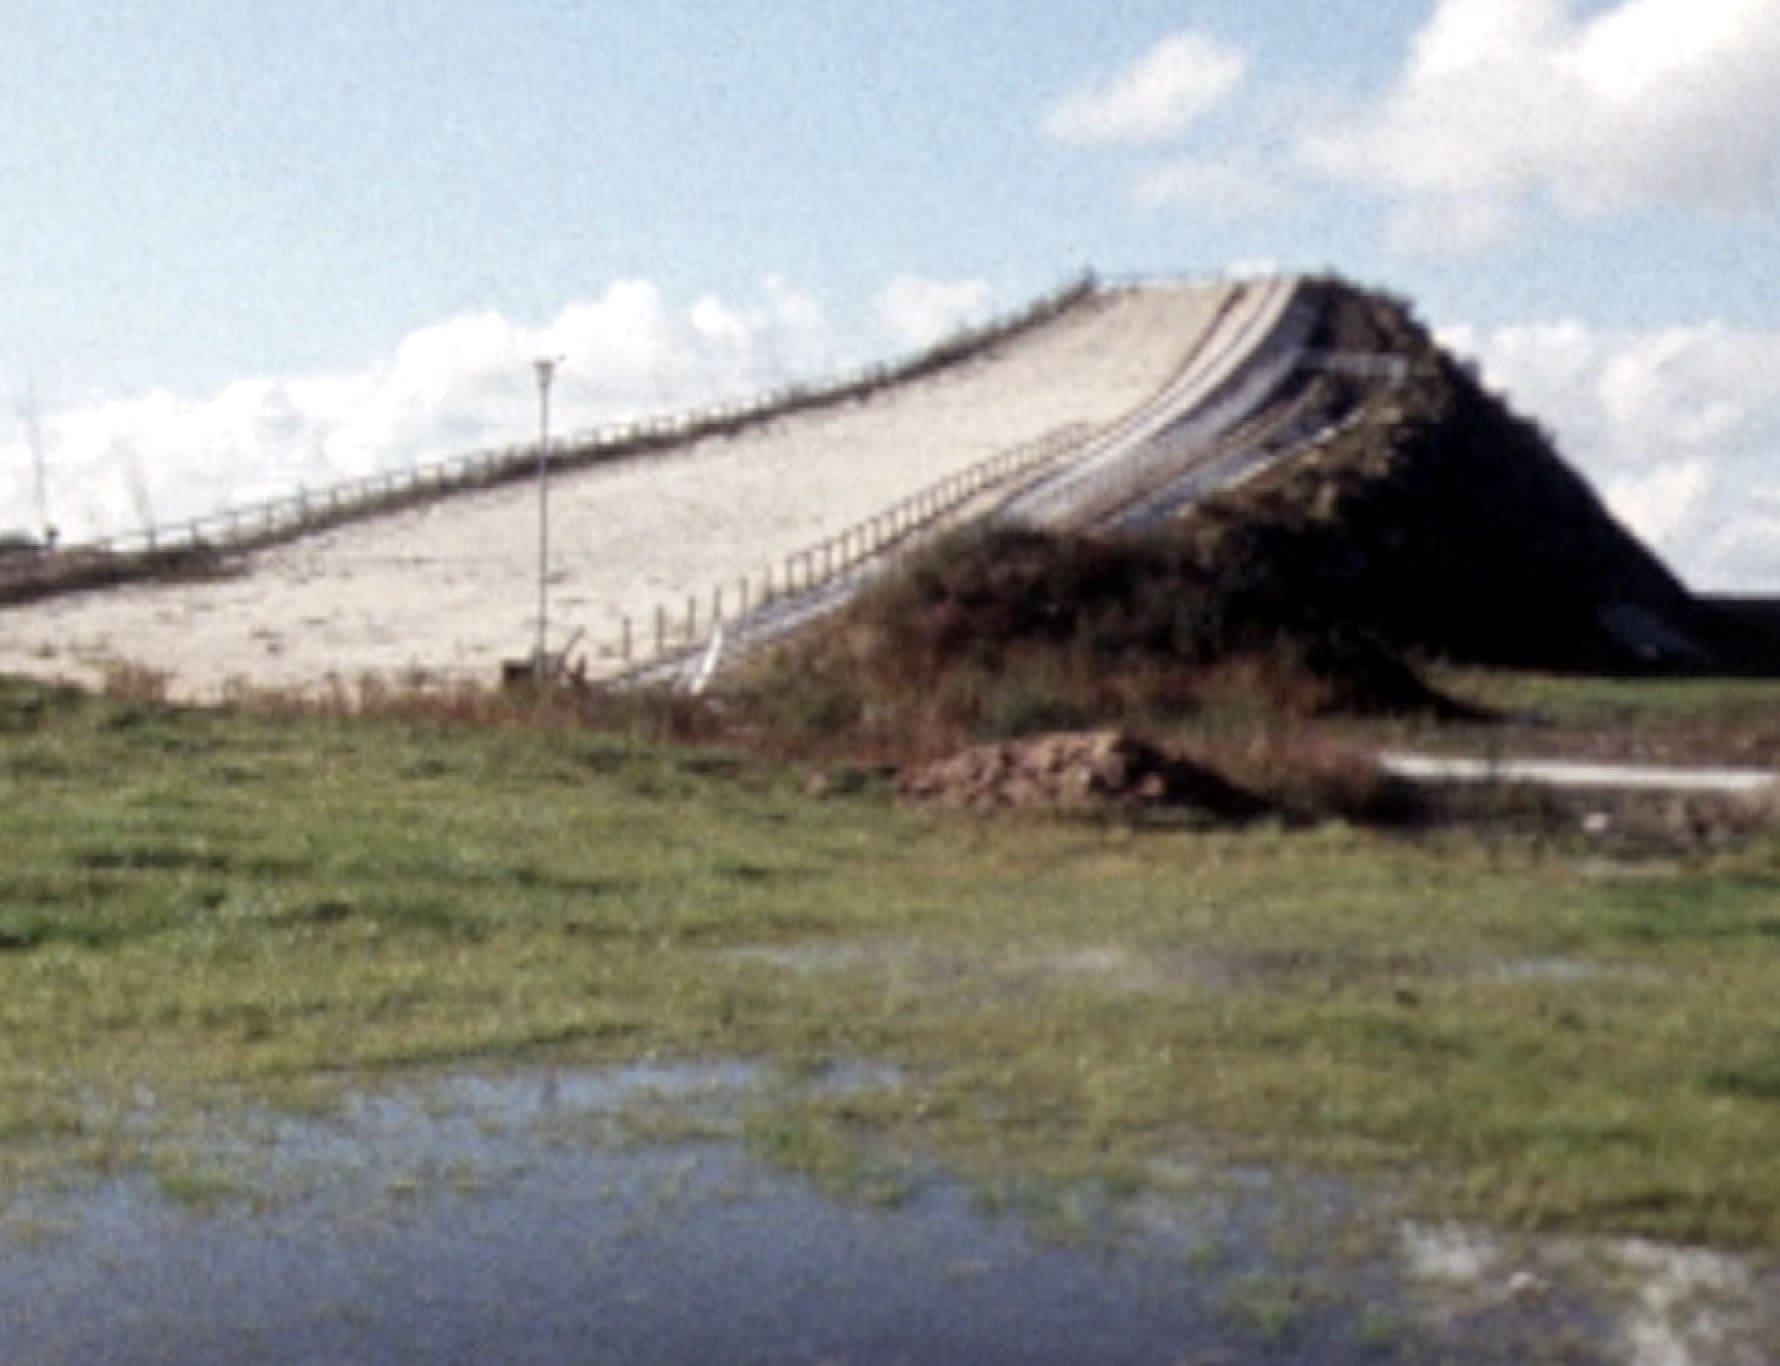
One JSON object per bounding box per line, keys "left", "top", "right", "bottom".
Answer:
{"left": 1479, "top": 957, "right": 1672, "bottom": 990}
{"left": 1487, "top": 957, "right": 1602, "bottom": 985}
{"left": 725, "top": 940, "right": 1631, "bottom": 996}
{"left": 0, "top": 1061, "right": 1392, "bottom": 1366}
{"left": 0, "top": 1063, "right": 1771, "bottom": 1365}
{"left": 723, "top": 941, "right": 882, "bottom": 973}
{"left": 723, "top": 939, "right": 1281, "bottom": 995}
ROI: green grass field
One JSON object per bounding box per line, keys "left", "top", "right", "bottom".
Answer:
{"left": 3, "top": 673, "right": 1779, "bottom": 1250}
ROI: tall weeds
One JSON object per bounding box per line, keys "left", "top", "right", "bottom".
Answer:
{"left": 732, "top": 525, "right": 1463, "bottom": 762}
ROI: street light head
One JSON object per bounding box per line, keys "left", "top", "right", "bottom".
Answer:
{"left": 533, "top": 356, "right": 564, "bottom": 391}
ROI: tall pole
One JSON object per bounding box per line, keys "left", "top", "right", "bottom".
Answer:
{"left": 533, "top": 357, "right": 559, "bottom": 677}
{"left": 21, "top": 378, "right": 49, "bottom": 543}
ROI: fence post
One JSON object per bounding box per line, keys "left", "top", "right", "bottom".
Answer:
{"left": 686, "top": 596, "right": 696, "bottom": 643}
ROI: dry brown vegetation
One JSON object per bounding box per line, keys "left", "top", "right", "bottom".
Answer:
{"left": 731, "top": 524, "right": 1474, "bottom": 760}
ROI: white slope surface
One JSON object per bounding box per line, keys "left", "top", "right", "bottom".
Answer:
{"left": 0, "top": 282, "right": 1237, "bottom": 701}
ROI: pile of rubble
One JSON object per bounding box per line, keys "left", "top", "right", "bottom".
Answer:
{"left": 898, "top": 729, "right": 1266, "bottom": 817}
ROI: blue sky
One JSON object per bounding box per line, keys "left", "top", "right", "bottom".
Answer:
{"left": 4, "top": 1, "right": 1779, "bottom": 588}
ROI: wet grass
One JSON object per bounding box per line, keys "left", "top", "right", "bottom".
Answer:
{"left": 3, "top": 673, "right": 1780, "bottom": 1251}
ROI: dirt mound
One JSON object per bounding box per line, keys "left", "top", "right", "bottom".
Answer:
{"left": 1181, "top": 281, "right": 1718, "bottom": 674}
{"left": 899, "top": 729, "right": 1267, "bottom": 816}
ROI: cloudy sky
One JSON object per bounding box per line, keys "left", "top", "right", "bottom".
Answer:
{"left": 3, "top": 0, "right": 1777, "bottom": 589}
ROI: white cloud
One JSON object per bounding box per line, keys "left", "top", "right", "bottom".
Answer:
{"left": 1700, "top": 510, "right": 1780, "bottom": 589}
{"left": 1225, "top": 259, "right": 1283, "bottom": 280}
{"left": 1303, "top": 0, "right": 1780, "bottom": 253}
{"left": 1385, "top": 196, "right": 1524, "bottom": 257}
{"left": 0, "top": 279, "right": 843, "bottom": 543}
{"left": 1044, "top": 32, "right": 1247, "bottom": 147}
{"left": 1131, "top": 158, "right": 1287, "bottom": 219}
{"left": 1440, "top": 317, "right": 1780, "bottom": 589}
{"left": 874, "top": 275, "right": 993, "bottom": 350}
{"left": 1601, "top": 458, "right": 1715, "bottom": 547}
{"left": 684, "top": 276, "right": 837, "bottom": 386}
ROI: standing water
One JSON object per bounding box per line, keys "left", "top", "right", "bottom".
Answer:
{"left": 0, "top": 1063, "right": 1764, "bottom": 1364}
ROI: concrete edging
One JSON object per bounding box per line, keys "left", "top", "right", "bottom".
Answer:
{"left": 1377, "top": 752, "right": 1777, "bottom": 797}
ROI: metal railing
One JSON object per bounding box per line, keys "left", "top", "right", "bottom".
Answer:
{"left": 605, "top": 421, "right": 1096, "bottom": 679}
{"left": 14, "top": 272, "right": 1099, "bottom": 580}
{"left": 994, "top": 278, "right": 1303, "bottom": 531}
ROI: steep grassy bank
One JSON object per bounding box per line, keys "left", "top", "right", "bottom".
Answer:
{"left": 4, "top": 675, "right": 1780, "bottom": 1251}
{"left": 732, "top": 523, "right": 1473, "bottom": 765}
{"left": 1178, "top": 283, "right": 1721, "bottom": 674}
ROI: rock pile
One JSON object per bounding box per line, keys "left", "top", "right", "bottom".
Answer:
{"left": 898, "top": 729, "right": 1267, "bottom": 817}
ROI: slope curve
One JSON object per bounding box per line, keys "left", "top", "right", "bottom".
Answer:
{"left": 0, "top": 279, "right": 1247, "bottom": 701}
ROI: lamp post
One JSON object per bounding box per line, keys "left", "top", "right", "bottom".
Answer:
{"left": 533, "top": 356, "right": 561, "bottom": 678}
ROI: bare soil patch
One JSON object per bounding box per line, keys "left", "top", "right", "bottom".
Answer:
{"left": 898, "top": 728, "right": 1269, "bottom": 818}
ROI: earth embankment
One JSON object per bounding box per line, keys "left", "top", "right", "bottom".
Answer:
{"left": 0, "top": 281, "right": 1237, "bottom": 701}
